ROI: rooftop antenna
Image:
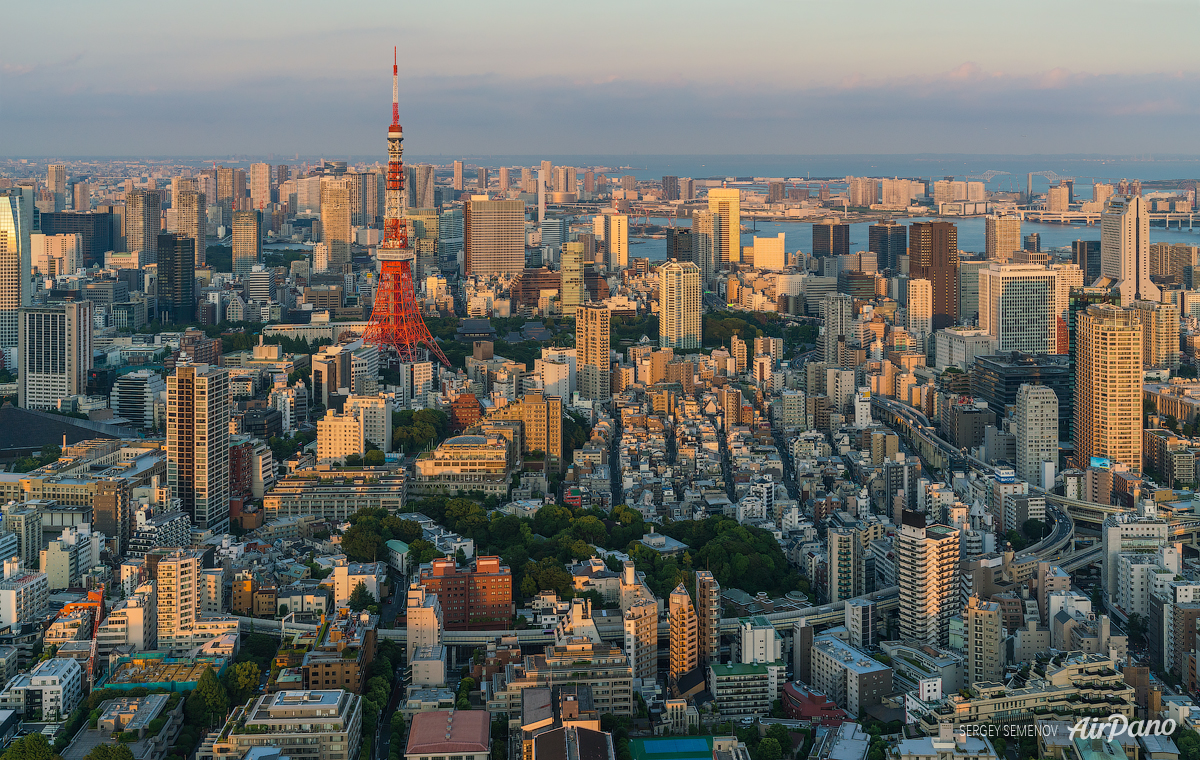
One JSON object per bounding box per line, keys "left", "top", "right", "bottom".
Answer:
{"left": 392, "top": 47, "right": 399, "bottom": 126}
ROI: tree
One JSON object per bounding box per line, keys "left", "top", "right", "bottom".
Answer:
{"left": 85, "top": 744, "right": 135, "bottom": 760}
{"left": 349, "top": 581, "right": 376, "bottom": 611}
{"left": 344, "top": 453, "right": 364, "bottom": 467}
{"left": 765, "top": 723, "right": 793, "bottom": 750}
{"left": 1127, "top": 613, "right": 1148, "bottom": 647}
{"left": 192, "top": 666, "right": 229, "bottom": 726}
{"left": 225, "top": 661, "right": 261, "bottom": 706}
{"left": 278, "top": 604, "right": 289, "bottom": 618}
{"left": 2, "top": 735, "right": 55, "bottom": 760}
{"left": 754, "top": 738, "right": 782, "bottom": 760}
{"left": 365, "top": 449, "right": 386, "bottom": 466}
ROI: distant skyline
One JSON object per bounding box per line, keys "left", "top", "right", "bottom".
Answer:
{"left": 4, "top": 0, "right": 1200, "bottom": 156}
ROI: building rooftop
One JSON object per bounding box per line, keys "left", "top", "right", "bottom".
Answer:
{"left": 629, "top": 737, "right": 714, "bottom": 760}
{"left": 406, "top": 709, "right": 490, "bottom": 756}
{"left": 813, "top": 635, "right": 892, "bottom": 676}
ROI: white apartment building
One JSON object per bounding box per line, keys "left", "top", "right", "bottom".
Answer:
{"left": 344, "top": 396, "right": 392, "bottom": 453}
{"left": 0, "top": 657, "right": 82, "bottom": 720}
{"left": 317, "top": 409, "right": 365, "bottom": 464}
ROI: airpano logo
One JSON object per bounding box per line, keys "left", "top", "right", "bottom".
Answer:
{"left": 1069, "top": 715, "right": 1176, "bottom": 741}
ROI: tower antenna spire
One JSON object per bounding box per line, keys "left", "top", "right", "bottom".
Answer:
{"left": 392, "top": 46, "right": 399, "bottom": 126}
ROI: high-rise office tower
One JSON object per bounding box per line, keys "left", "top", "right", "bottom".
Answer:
{"left": 659, "top": 260, "right": 702, "bottom": 350}
{"left": 1024, "top": 233, "right": 1041, "bottom": 253}
{"left": 541, "top": 218, "right": 567, "bottom": 252}
{"left": 439, "top": 208, "right": 464, "bottom": 274}
{"left": 477, "top": 167, "right": 488, "bottom": 191}
{"left": 47, "top": 164, "right": 67, "bottom": 211}
{"left": 1074, "top": 304, "right": 1142, "bottom": 471}
{"left": 662, "top": 176, "right": 680, "bottom": 201}
{"left": 362, "top": 170, "right": 381, "bottom": 226}
{"left": 978, "top": 263, "right": 1058, "bottom": 354}
{"left": 707, "top": 188, "right": 741, "bottom": 266}
{"left": 1015, "top": 383, "right": 1059, "bottom": 489}
{"left": 985, "top": 215, "right": 1021, "bottom": 262}
{"left": 666, "top": 229, "right": 692, "bottom": 264}
{"left": 561, "top": 241, "right": 584, "bottom": 317}
{"left": 907, "top": 278, "right": 932, "bottom": 337}
{"left": 1072, "top": 240, "right": 1102, "bottom": 287}
{"left": 823, "top": 293, "right": 853, "bottom": 364}
{"left": 577, "top": 303, "right": 610, "bottom": 400}
{"left": 320, "top": 178, "right": 352, "bottom": 268}
{"left": 1098, "top": 195, "right": 1159, "bottom": 304}
{"left": 216, "top": 167, "right": 246, "bottom": 222}
{"left": 1130, "top": 300, "right": 1181, "bottom": 371}
{"left": 464, "top": 196, "right": 524, "bottom": 275}
{"left": 498, "top": 167, "right": 510, "bottom": 193}
{"left": 692, "top": 210, "right": 720, "bottom": 285}
{"left": 175, "top": 190, "right": 206, "bottom": 267}
{"left": 668, "top": 583, "right": 698, "bottom": 690}
{"left": 0, "top": 188, "right": 33, "bottom": 351}
{"left": 18, "top": 301, "right": 92, "bottom": 410}
{"left": 126, "top": 189, "right": 161, "bottom": 264}
{"left": 583, "top": 170, "right": 595, "bottom": 194}
{"left": 869, "top": 220, "right": 906, "bottom": 272}
{"left": 813, "top": 219, "right": 850, "bottom": 258}
{"left": 232, "top": 210, "right": 262, "bottom": 277}
{"left": 72, "top": 182, "right": 90, "bottom": 212}
{"left": 908, "top": 221, "right": 959, "bottom": 330}
{"left": 452, "top": 160, "right": 463, "bottom": 192}
{"left": 695, "top": 571, "right": 720, "bottom": 666}
{"left": 167, "top": 364, "right": 231, "bottom": 533}
{"left": 896, "top": 510, "right": 960, "bottom": 648}
{"left": 249, "top": 163, "right": 271, "bottom": 211}
{"left": 965, "top": 595, "right": 1003, "bottom": 686}
{"left": 593, "top": 214, "right": 628, "bottom": 270}
{"left": 276, "top": 164, "right": 290, "bottom": 188}
{"left": 157, "top": 233, "right": 196, "bottom": 323}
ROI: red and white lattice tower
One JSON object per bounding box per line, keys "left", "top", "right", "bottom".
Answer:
{"left": 363, "top": 48, "right": 450, "bottom": 366}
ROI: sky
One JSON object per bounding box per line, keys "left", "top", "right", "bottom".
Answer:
{"left": 3, "top": 0, "right": 1200, "bottom": 157}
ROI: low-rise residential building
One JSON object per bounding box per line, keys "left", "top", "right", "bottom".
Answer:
{"left": 486, "top": 639, "right": 634, "bottom": 716}
{"left": 0, "top": 657, "right": 83, "bottom": 720}
{"left": 262, "top": 468, "right": 407, "bottom": 522}
{"left": 411, "top": 434, "right": 514, "bottom": 497}
{"left": 302, "top": 612, "right": 377, "bottom": 694}
{"left": 707, "top": 661, "right": 785, "bottom": 718}
{"left": 212, "top": 690, "right": 363, "bottom": 760}
{"left": 405, "top": 709, "right": 489, "bottom": 760}
{"left": 809, "top": 635, "right": 893, "bottom": 717}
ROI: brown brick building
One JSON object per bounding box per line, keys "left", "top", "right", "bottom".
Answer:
{"left": 418, "top": 556, "right": 513, "bottom": 630}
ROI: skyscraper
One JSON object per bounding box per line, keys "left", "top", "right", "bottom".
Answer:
{"left": 984, "top": 215, "right": 1021, "bottom": 263}
{"left": 707, "top": 188, "right": 741, "bottom": 266}
{"left": 126, "top": 189, "right": 161, "bottom": 264}
{"left": 906, "top": 278, "right": 932, "bottom": 337}
{"left": 823, "top": 293, "right": 853, "bottom": 364}
{"left": 1015, "top": 383, "right": 1059, "bottom": 489}
{"left": 175, "top": 190, "right": 206, "bottom": 268}
{"left": 498, "top": 166, "right": 510, "bottom": 193}
{"left": 659, "top": 260, "right": 702, "bottom": 350}
{"left": 477, "top": 167, "right": 488, "bottom": 191}
{"left": 249, "top": 163, "right": 271, "bottom": 211}
{"left": 978, "top": 263, "right": 1058, "bottom": 354}
{"left": 668, "top": 584, "right": 698, "bottom": 690}
{"left": 464, "top": 197, "right": 524, "bottom": 275}
{"left": 232, "top": 210, "right": 262, "bottom": 277}
{"left": 813, "top": 219, "right": 850, "bottom": 258}
{"left": 577, "top": 303, "right": 610, "bottom": 400}
{"left": 72, "top": 182, "right": 90, "bottom": 212}
{"left": 661, "top": 176, "right": 680, "bottom": 201}
{"left": 167, "top": 364, "right": 231, "bottom": 533}
{"left": 561, "top": 241, "right": 584, "bottom": 316}
{"left": 157, "top": 233, "right": 195, "bottom": 324}
{"left": 1074, "top": 304, "right": 1142, "bottom": 471}
{"left": 965, "top": 595, "right": 1003, "bottom": 686}
{"left": 666, "top": 229, "right": 692, "bottom": 265}
{"left": 691, "top": 210, "right": 721, "bottom": 285}
{"left": 439, "top": 208, "right": 464, "bottom": 274}
{"left": 868, "top": 220, "right": 906, "bottom": 272}
{"left": 452, "top": 160, "right": 463, "bottom": 192}
{"left": 47, "top": 164, "right": 67, "bottom": 211}
{"left": 0, "top": 188, "right": 33, "bottom": 351}
{"left": 908, "top": 221, "right": 959, "bottom": 330}
{"left": 695, "top": 570, "right": 720, "bottom": 667}
{"left": 320, "top": 178, "right": 352, "bottom": 268}
{"left": 896, "top": 511, "right": 960, "bottom": 648}
{"left": 1130, "top": 300, "right": 1181, "bottom": 371}
{"left": 18, "top": 301, "right": 92, "bottom": 410}
{"left": 1098, "top": 195, "right": 1160, "bottom": 304}
{"left": 593, "top": 214, "right": 628, "bottom": 270}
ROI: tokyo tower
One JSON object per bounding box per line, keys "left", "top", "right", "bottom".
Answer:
{"left": 363, "top": 48, "right": 450, "bottom": 366}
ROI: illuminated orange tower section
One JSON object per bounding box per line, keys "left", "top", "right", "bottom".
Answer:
{"left": 364, "top": 48, "right": 449, "bottom": 366}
